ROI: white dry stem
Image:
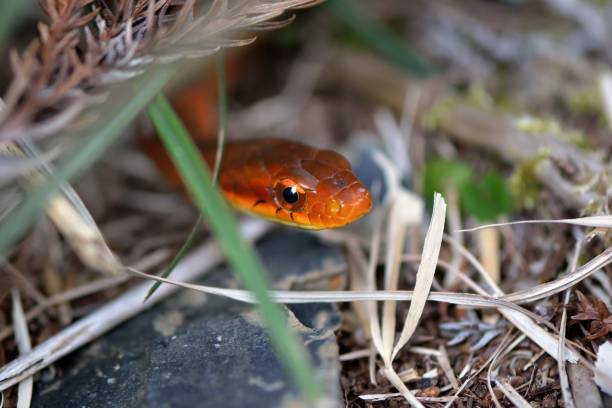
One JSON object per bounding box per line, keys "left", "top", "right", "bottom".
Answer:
{"left": 0, "top": 218, "right": 271, "bottom": 392}
{"left": 568, "top": 362, "right": 604, "bottom": 408}
{"left": 368, "top": 344, "right": 377, "bottom": 386}
{"left": 594, "top": 342, "right": 612, "bottom": 396}
{"left": 338, "top": 349, "right": 370, "bottom": 362}
{"left": 381, "top": 368, "right": 425, "bottom": 408}
{"left": 366, "top": 210, "right": 385, "bottom": 386}
{"left": 478, "top": 227, "right": 500, "bottom": 285}
{"left": 495, "top": 378, "right": 531, "bottom": 408}
{"left": 375, "top": 108, "right": 411, "bottom": 177}
{"left": 458, "top": 215, "right": 612, "bottom": 232}
{"left": 370, "top": 150, "right": 401, "bottom": 207}
{"left": 502, "top": 246, "right": 612, "bottom": 304}
{"left": 558, "top": 289, "right": 576, "bottom": 408}
{"left": 391, "top": 193, "right": 446, "bottom": 360}
{"left": 558, "top": 241, "right": 582, "bottom": 408}
{"left": 346, "top": 238, "right": 372, "bottom": 339}
{"left": 599, "top": 72, "right": 612, "bottom": 130}
{"left": 359, "top": 394, "right": 452, "bottom": 403}
{"left": 437, "top": 345, "right": 459, "bottom": 390}
{"left": 371, "top": 150, "right": 422, "bottom": 366}
{"left": 0, "top": 141, "right": 121, "bottom": 275}
{"left": 45, "top": 195, "right": 122, "bottom": 274}
{"left": 380, "top": 191, "right": 410, "bottom": 366}
{"left": 10, "top": 291, "right": 32, "bottom": 408}
{"left": 124, "top": 269, "right": 554, "bottom": 322}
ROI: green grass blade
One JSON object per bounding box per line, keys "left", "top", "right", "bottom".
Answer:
{"left": 0, "top": 65, "right": 178, "bottom": 256}
{"left": 147, "top": 94, "right": 322, "bottom": 402}
{"left": 145, "top": 52, "right": 229, "bottom": 301}
{"left": 144, "top": 214, "right": 204, "bottom": 301}
{"left": 327, "top": 0, "right": 434, "bottom": 77}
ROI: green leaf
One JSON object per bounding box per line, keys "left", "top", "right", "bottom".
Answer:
{"left": 145, "top": 51, "right": 229, "bottom": 301}
{"left": 423, "top": 159, "right": 473, "bottom": 203}
{"left": 460, "top": 172, "right": 512, "bottom": 222}
{"left": 147, "top": 94, "right": 322, "bottom": 403}
{"left": 423, "top": 159, "right": 512, "bottom": 221}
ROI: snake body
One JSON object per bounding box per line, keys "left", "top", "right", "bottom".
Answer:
{"left": 144, "top": 137, "right": 372, "bottom": 229}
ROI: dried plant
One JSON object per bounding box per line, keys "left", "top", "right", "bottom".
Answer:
{"left": 0, "top": 0, "right": 322, "bottom": 142}
{"left": 570, "top": 290, "right": 612, "bottom": 341}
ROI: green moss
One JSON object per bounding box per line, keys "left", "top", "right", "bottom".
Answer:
{"left": 514, "top": 114, "right": 588, "bottom": 148}
{"left": 465, "top": 84, "right": 495, "bottom": 110}
{"left": 509, "top": 154, "right": 548, "bottom": 210}
{"left": 565, "top": 85, "right": 604, "bottom": 118}
{"left": 422, "top": 95, "right": 457, "bottom": 132}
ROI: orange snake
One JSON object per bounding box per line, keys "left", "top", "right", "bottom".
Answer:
{"left": 144, "top": 137, "right": 372, "bottom": 229}
{"left": 143, "top": 60, "right": 371, "bottom": 229}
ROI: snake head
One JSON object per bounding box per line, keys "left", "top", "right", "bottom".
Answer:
{"left": 217, "top": 138, "right": 372, "bottom": 230}
{"left": 266, "top": 148, "right": 372, "bottom": 229}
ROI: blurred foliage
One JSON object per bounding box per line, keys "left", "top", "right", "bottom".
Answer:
{"left": 424, "top": 160, "right": 473, "bottom": 203}
{"left": 461, "top": 172, "right": 512, "bottom": 221}
{"left": 424, "top": 159, "right": 512, "bottom": 222}
{"left": 509, "top": 154, "right": 548, "bottom": 211}
{"left": 514, "top": 115, "right": 589, "bottom": 148}
{"left": 269, "top": 20, "right": 304, "bottom": 47}
{"left": 0, "top": 0, "right": 29, "bottom": 52}
{"left": 327, "top": 0, "right": 433, "bottom": 77}
{"left": 565, "top": 85, "right": 607, "bottom": 126}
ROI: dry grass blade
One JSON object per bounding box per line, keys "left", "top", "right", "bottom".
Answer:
{"left": 0, "top": 248, "right": 168, "bottom": 343}
{"left": 599, "top": 72, "right": 612, "bottom": 129}
{"left": 10, "top": 290, "right": 32, "bottom": 408}
{"left": 0, "top": 141, "right": 120, "bottom": 274}
{"left": 45, "top": 195, "right": 122, "bottom": 274}
{"left": 392, "top": 192, "right": 446, "bottom": 359}
{"left": 503, "top": 247, "right": 612, "bottom": 304}
{"left": 558, "top": 289, "right": 576, "bottom": 408}
{"left": 345, "top": 238, "right": 372, "bottom": 339}
{"left": 558, "top": 241, "right": 582, "bottom": 408}
{"left": 495, "top": 378, "right": 531, "bottom": 408}
{"left": 366, "top": 210, "right": 385, "bottom": 385}
{"left": 380, "top": 190, "right": 413, "bottom": 365}
{"left": 125, "top": 269, "right": 553, "bottom": 325}
{"left": 594, "top": 342, "right": 612, "bottom": 395}
{"left": 0, "top": 218, "right": 272, "bottom": 392}
{"left": 382, "top": 368, "right": 425, "bottom": 408}
{"left": 458, "top": 215, "right": 612, "bottom": 232}
{"left": 437, "top": 345, "right": 459, "bottom": 390}
{"left": 445, "top": 234, "right": 580, "bottom": 363}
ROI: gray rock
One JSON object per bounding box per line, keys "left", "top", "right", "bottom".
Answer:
{"left": 33, "top": 230, "right": 345, "bottom": 408}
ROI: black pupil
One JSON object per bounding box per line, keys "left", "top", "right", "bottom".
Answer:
{"left": 282, "top": 186, "right": 299, "bottom": 204}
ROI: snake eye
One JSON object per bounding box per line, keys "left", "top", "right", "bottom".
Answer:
{"left": 282, "top": 186, "right": 299, "bottom": 204}
{"left": 274, "top": 179, "right": 306, "bottom": 211}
